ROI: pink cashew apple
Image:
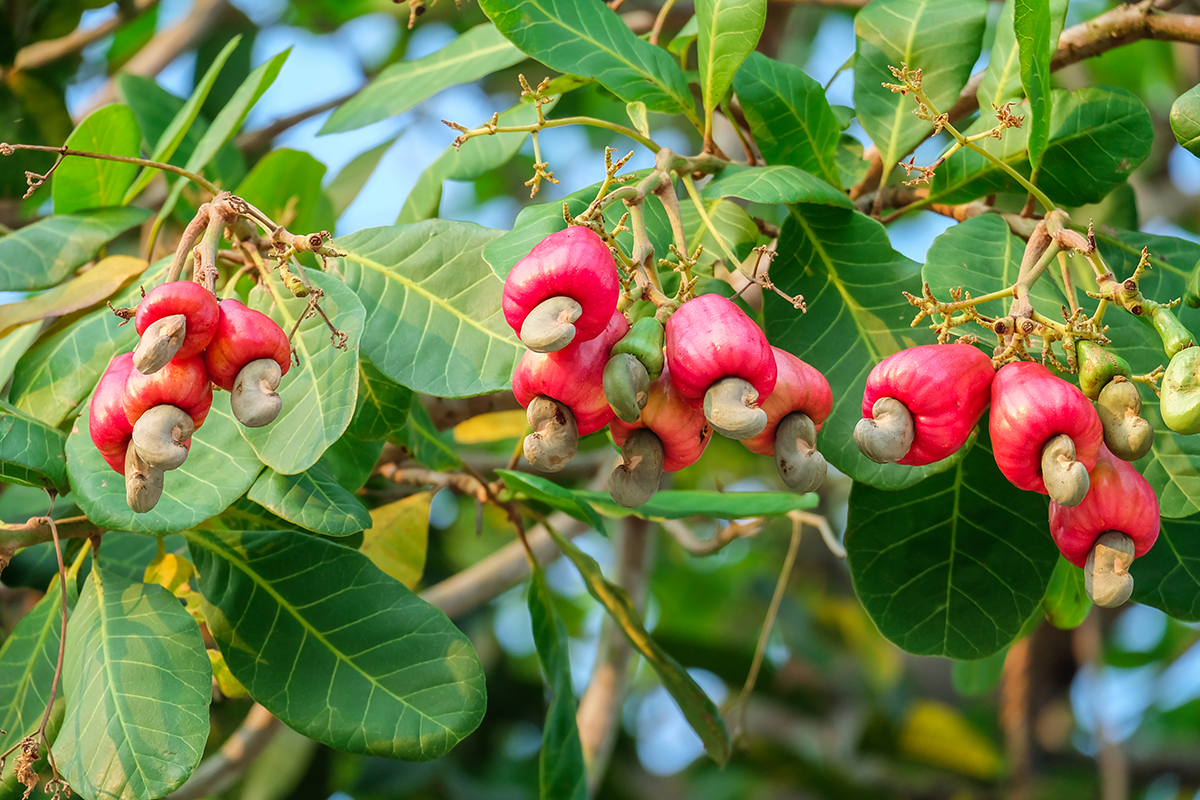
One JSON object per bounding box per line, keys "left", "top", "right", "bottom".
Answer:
{"left": 990, "top": 361, "right": 1103, "bottom": 506}
{"left": 854, "top": 343, "right": 993, "bottom": 466}
{"left": 502, "top": 226, "right": 619, "bottom": 353}
{"left": 742, "top": 348, "right": 833, "bottom": 492}
{"left": 132, "top": 280, "right": 220, "bottom": 374}
{"left": 90, "top": 353, "right": 137, "bottom": 475}
{"left": 205, "top": 298, "right": 292, "bottom": 428}
{"left": 664, "top": 293, "right": 776, "bottom": 440}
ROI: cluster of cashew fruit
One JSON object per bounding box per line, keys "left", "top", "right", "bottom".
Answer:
{"left": 854, "top": 342, "right": 1160, "bottom": 608}
{"left": 90, "top": 281, "right": 291, "bottom": 512}
{"left": 506, "top": 227, "right": 833, "bottom": 508}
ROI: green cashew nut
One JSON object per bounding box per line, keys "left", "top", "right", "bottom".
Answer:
{"left": 1161, "top": 346, "right": 1200, "bottom": 435}
{"left": 611, "top": 317, "right": 665, "bottom": 380}
{"left": 1152, "top": 307, "right": 1194, "bottom": 359}
{"left": 603, "top": 354, "right": 650, "bottom": 423}
{"left": 1076, "top": 340, "right": 1132, "bottom": 400}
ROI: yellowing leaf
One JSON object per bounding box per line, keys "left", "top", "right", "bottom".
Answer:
{"left": 361, "top": 492, "right": 430, "bottom": 588}
{"left": 144, "top": 551, "right": 196, "bottom": 596}
{"left": 208, "top": 648, "right": 248, "bottom": 699}
{"left": 453, "top": 409, "right": 528, "bottom": 444}
{"left": 898, "top": 700, "right": 1005, "bottom": 780}
{"left": 0, "top": 255, "right": 148, "bottom": 338}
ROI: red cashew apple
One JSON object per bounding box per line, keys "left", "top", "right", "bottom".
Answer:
{"left": 205, "top": 298, "right": 292, "bottom": 428}
{"left": 990, "top": 361, "right": 1103, "bottom": 506}
{"left": 1049, "top": 444, "right": 1160, "bottom": 607}
{"left": 132, "top": 280, "right": 220, "bottom": 374}
{"left": 90, "top": 353, "right": 136, "bottom": 474}
{"left": 513, "top": 313, "right": 629, "bottom": 472}
{"left": 854, "top": 343, "right": 993, "bottom": 466}
{"left": 123, "top": 355, "right": 213, "bottom": 431}
{"left": 607, "top": 364, "right": 714, "bottom": 506}
{"left": 503, "top": 226, "right": 619, "bottom": 353}
{"left": 743, "top": 348, "right": 833, "bottom": 492}
{"left": 664, "top": 293, "right": 776, "bottom": 440}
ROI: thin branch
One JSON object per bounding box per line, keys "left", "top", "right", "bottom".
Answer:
{"left": 12, "top": 0, "right": 159, "bottom": 71}
{"left": 167, "top": 704, "right": 280, "bottom": 800}
{"left": 235, "top": 92, "right": 355, "bottom": 154}
{"left": 660, "top": 517, "right": 763, "bottom": 555}
{"left": 0, "top": 143, "right": 220, "bottom": 196}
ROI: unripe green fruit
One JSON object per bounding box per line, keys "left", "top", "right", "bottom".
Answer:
{"left": 1161, "top": 347, "right": 1200, "bottom": 435}
{"left": 1076, "top": 340, "right": 1132, "bottom": 400}
{"left": 611, "top": 317, "right": 665, "bottom": 381}
{"left": 1153, "top": 308, "right": 1194, "bottom": 359}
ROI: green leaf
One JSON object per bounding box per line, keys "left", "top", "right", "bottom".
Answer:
{"left": 763, "top": 206, "right": 962, "bottom": 488}
{"left": 400, "top": 399, "right": 462, "bottom": 471}
{"left": 528, "top": 565, "right": 588, "bottom": 800}
{"left": 1170, "top": 83, "right": 1200, "bottom": 157}
{"left": 577, "top": 489, "right": 817, "bottom": 520}
{"left": 977, "top": 0, "right": 1067, "bottom": 114}
{"left": 241, "top": 271, "right": 365, "bottom": 474}
{"left": 349, "top": 359, "right": 413, "bottom": 441}
{"left": 0, "top": 207, "right": 151, "bottom": 292}
{"left": 317, "top": 435, "right": 383, "bottom": 493}
{"left": 335, "top": 220, "right": 522, "bottom": 397}
{"left": 696, "top": 0, "right": 765, "bottom": 134}
{"left": 678, "top": 197, "right": 761, "bottom": 274}
{"left": 498, "top": 469, "right": 608, "bottom": 534}
{"left": 122, "top": 35, "right": 242, "bottom": 203}
{"left": 362, "top": 492, "right": 430, "bottom": 588}
{"left": 187, "top": 528, "right": 487, "bottom": 760}
{"left": 929, "top": 87, "right": 1154, "bottom": 207}
{"left": 67, "top": 400, "right": 264, "bottom": 535}
{"left": 480, "top": 0, "right": 696, "bottom": 119}
{"left": 328, "top": 138, "right": 396, "bottom": 219}
{"left": 1131, "top": 513, "right": 1200, "bottom": 621}
{"left": 626, "top": 101, "right": 649, "bottom": 138}
{"left": 0, "top": 323, "right": 41, "bottom": 393}
{"left": 52, "top": 105, "right": 141, "bottom": 214}
{"left": 56, "top": 565, "right": 211, "bottom": 800}
{"left": 854, "top": 0, "right": 987, "bottom": 178}
{"left": 836, "top": 134, "right": 870, "bottom": 188}
{"left": 1042, "top": 555, "right": 1090, "bottom": 630}
{"left": 246, "top": 462, "right": 371, "bottom": 536}
{"left": 321, "top": 24, "right": 525, "bottom": 134}
{"left": 541, "top": 522, "right": 731, "bottom": 766}
{"left": 235, "top": 148, "right": 334, "bottom": 239}
{"left": 847, "top": 434, "right": 1058, "bottom": 658}
{"left": 0, "top": 402, "right": 68, "bottom": 492}
{"left": 701, "top": 164, "right": 853, "bottom": 208}
{"left": 0, "top": 569, "right": 76, "bottom": 772}
{"left": 398, "top": 97, "right": 559, "bottom": 225}
{"left": 951, "top": 647, "right": 1008, "bottom": 696}
{"left": 0, "top": 255, "right": 148, "bottom": 338}
{"left": 1015, "top": 0, "right": 1056, "bottom": 171}
{"left": 733, "top": 52, "right": 842, "bottom": 187}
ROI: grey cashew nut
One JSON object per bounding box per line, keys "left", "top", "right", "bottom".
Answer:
{"left": 774, "top": 412, "right": 827, "bottom": 493}
{"left": 523, "top": 396, "right": 578, "bottom": 472}
{"left": 132, "top": 313, "right": 187, "bottom": 375}
{"left": 125, "top": 441, "right": 164, "bottom": 514}
{"left": 232, "top": 358, "right": 284, "bottom": 428}
{"left": 1041, "top": 434, "right": 1090, "bottom": 506}
{"left": 131, "top": 405, "right": 194, "bottom": 471}
{"left": 1085, "top": 531, "right": 1136, "bottom": 608}
{"left": 853, "top": 397, "right": 914, "bottom": 464}
{"left": 603, "top": 354, "right": 649, "bottom": 423}
{"left": 703, "top": 377, "right": 767, "bottom": 440}
{"left": 606, "top": 428, "right": 665, "bottom": 508}
{"left": 521, "top": 296, "right": 584, "bottom": 353}
{"left": 1096, "top": 377, "right": 1153, "bottom": 462}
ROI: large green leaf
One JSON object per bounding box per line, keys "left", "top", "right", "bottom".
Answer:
{"left": 1014, "top": 0, "right": 1058, "bottom": 171}
{"left": 0, "top": 323, "right": 40, "bottom": 392}
{"left": 854, "top": 0, "right": 987, "bottom": 176}
{"left": 763, "top": 206, "right": 961, "bottom": 488}
{"left": 398, "top": 95, "right": 560, "bottom": 225}
{"left": 56, "top": 565, "right": 211, "bottom": 800}
{"left": 1131, "top": 513, "right": 1200, "bottom": 621}
{"left": 0, "top": 207, "right": 150, "bottom": 292}
{"left": 498, "top": 469, "right": 609, "bottom": 534}
{"left": 541, "top": 522, "right": 730, "bottom": 766}
{"left": 1042, "top": 555, "right": 1090, "bottom": 630}
{"left": 321, "top": 24, "right": 526, "bottom": 134}
{"left": 66, "top": 400, "right": 264, "bottom": 535}
{"left": 348, "top": 359, "right": 413, "bottom": 441}
{"left": 528, "top": 564, "right": 588, "bottom": 800}
{"left": 335, "top": 220, "right": 522, "bottom": 397}
{"left": 977, "top": 0, "right": 1067, "bottom": 112}
{"left": 1171, "top": 83, "right": 1200, "bottom": 157}
{"left": 701, "top": 164, "right": 853, "bottom": 208}
{"left": 186, "top": 528, "right": 487, "bottom": 761}
{"left": 732, "top": 53, "right": 842, "bottom": 187}
{"left": 52, "top": 105, "right": 141, "bottom": 214}
{"left": 479, "top": 0, "right": 696, "bottom": 119}
{"left": 122, "top": 35, "right": 242, "bottom": 202}
{"left": 246, "top": 462, "right": 371, "bottom": 536}
{"left": 241, "top": 271, "right": 365, "bottom": 474}
{"left": 929, "top": 88, "right": 1153, "bottom": 206}
{"left": 696, "top": 0, "right": 765, "bottom": 134}
{"left": 578, "top": 489, "right": 817, "bottom": 520}
{"left": 0, "top": 402, "right": 68, "bottom": 492}
{"left": 846, "top": 434, "right": 1058, "bottom": 659}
